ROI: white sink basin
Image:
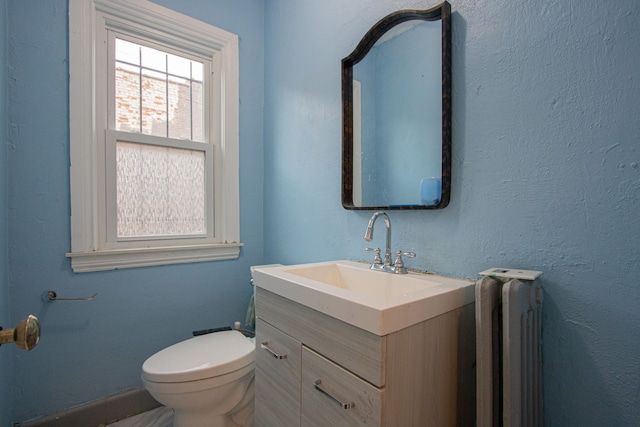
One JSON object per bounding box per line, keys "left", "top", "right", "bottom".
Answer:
{"left": 251, "top": 260, "right": 475, "bottom": 336}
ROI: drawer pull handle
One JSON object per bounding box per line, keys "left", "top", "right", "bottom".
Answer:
{"left": 314, "top": 379, "right": 355, "bottom": 409}
{"left": 260, "top": 342, "right": 287, "bottom": 359}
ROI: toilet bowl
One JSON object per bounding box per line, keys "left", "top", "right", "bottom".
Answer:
{"left": 142, "top": 330, "right": 255, "bottom": 427}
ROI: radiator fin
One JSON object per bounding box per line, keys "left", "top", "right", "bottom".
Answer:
{"left": 476, "top": 277, "right": 543, "bottom": 427}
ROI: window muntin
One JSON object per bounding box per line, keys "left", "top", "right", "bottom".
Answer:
{"left": 113, "top": 36, "right": 205, "bottom": 142}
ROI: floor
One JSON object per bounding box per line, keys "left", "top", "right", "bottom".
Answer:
{"left": 106, "top": 406, "right": 174, "bottom": 427}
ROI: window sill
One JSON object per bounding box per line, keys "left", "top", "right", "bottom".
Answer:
{"left": 66, "top": 243, "right": 243, "bottom": 273}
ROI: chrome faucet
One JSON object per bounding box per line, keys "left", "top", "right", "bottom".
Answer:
{"left": 364, "top": 211, "right": 393, "bottom": 267}
{"left": 364, "top": 211, "right": 415, "bottom": 274}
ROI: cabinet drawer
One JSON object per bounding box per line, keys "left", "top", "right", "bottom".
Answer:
{"left": 256, "top": 287, "right": 385, "bottom": 386}
{"left": 255, "top": 318, "right": 301, "bottom": 427}
{"left": 301, "top": 346, "right": 383, "bottom": 427}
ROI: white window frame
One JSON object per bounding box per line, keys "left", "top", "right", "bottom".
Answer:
{"left": 67, "top": 0, "right": 241, "bottom": 272}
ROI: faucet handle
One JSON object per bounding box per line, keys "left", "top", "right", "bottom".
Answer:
{"left": 397, "top": 250, "right": 416, "bottom": 259}
{"left": 365, "top": 247, "right": 383, "bottom": 265}
{"left": 393, "top": 250, "right": 416, "bottom": 274}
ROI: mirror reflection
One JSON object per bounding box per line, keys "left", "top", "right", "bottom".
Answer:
{"left": 342, "top": 2, "right": 451, "bottom": 210}
{"left": 353, "top": 20, "right": 442, "bottom": 206}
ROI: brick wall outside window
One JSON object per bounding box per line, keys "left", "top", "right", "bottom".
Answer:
{"left": 115, "top": 66, "right": 203, "bottom": 141}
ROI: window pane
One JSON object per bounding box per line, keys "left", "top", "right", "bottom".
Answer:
{"left": 168, "top": 75, "right": 191, "bottom": 140}
{"left": 168, "top": 53, "right": 191, "bottom": 79}
{"left": 115, "top": 38, "right": 140, "bottom": 65}
{"left": 140, "top": 45, "right": 166, "bottom": 73}
{"left": 192, "top": 81, "right": 203, "bottom": 141}
{"left": 141, "top": 69, "right": 167, "bottom": 137}
{"left": 116, "top": 142, "right": 206, "bottom": 238}
{"left": 192, "top": 62, "right": 203, "bottom": 82}
{"left": 115, "top": 63, "right": 141, "bottom": 132}
{"left": 114, "top": 38, "right": 205, "bottom": 142}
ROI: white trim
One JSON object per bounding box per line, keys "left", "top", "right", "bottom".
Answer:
{"left": 68, "top": 0, "right": 241, "bottom": 272}
{"left": 67, "top": 243, "right": 243, "bottom": 273}
{"left": 69, "top": 0, "right": 98, "bottom": 252}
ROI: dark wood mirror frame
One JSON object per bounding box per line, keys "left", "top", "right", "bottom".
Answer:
{"left": 341, "top": 1, "right": 451, "bottom": 210}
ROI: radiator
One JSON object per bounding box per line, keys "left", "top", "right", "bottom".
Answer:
{"left": 476, "top": 272, "right": 544, "bottom": 427}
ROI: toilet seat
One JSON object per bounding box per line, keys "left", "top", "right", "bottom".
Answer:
{"left": 142, "top": 363, "right": 254, "bottom": 395}
{"left": 142, "top": 330, "right": 255, "bottom": 383}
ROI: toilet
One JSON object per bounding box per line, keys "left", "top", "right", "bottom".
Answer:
{"left": 141, "top": 330, "right": 255, "bottom": 427}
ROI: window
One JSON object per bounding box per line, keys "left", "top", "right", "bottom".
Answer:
{"left": 68, "top": 0, "right": 241, "bottom": 272}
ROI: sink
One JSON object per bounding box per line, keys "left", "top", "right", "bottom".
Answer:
{"left": 251, "top": 260, "right": 474, "bottom": 336}
{"left": 285, "top": 262, "right": 443, "bottom": 298}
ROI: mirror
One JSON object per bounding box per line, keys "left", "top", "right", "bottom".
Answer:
{"left": 342, "top": 2, "right": 451, "bottom": 209}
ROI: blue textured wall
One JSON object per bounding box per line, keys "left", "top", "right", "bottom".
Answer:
{"left": 6, "top": 0, "right": 263, "bottom": 423}
{"left": 0, "top": 0, "right": 11, "bottom": 425}
{"left": 264, "top": 0, "right": 640, "bottom": 425}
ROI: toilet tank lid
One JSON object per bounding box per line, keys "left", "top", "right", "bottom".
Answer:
{"left": 142, "top": 330, "right": 254, "bottom": 383}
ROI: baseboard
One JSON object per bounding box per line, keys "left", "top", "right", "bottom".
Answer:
{"left": 18, "top": 388, "right": 161, "bottom": 427}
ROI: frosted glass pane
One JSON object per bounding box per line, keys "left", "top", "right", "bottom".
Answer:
{"left": 116, "top": 142, "right": 206, "bottom": 238}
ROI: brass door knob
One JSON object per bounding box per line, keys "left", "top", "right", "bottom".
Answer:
{"left": 0, "top": 314, "right": 40, "bottom": 351}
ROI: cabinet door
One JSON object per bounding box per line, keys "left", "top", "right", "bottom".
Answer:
{"left": 255, "top": 318, "right": 302, "bottom": 427}
{"left": 302, "top": 346, "right": 383, "bottom": 427}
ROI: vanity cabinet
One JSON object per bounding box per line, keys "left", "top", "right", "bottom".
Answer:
{"left": 254, "top": 287, "right": 475, "bottom": 427}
